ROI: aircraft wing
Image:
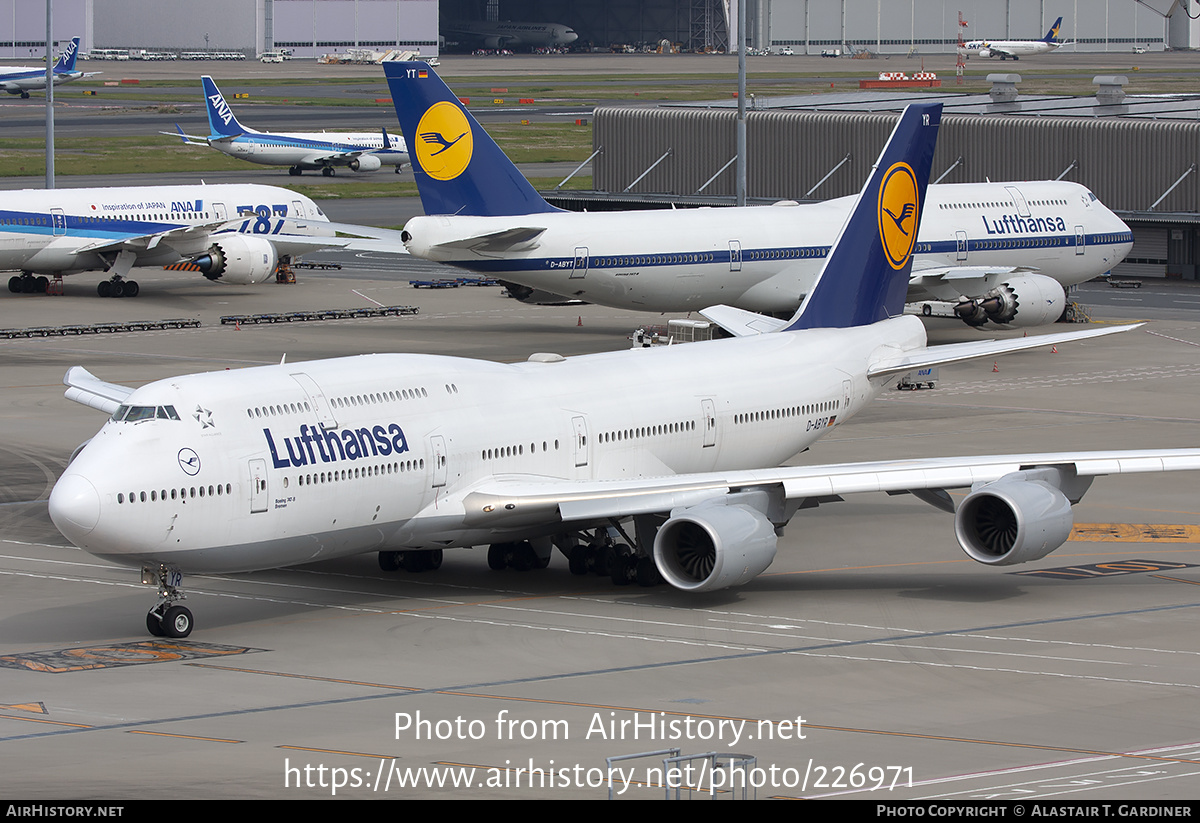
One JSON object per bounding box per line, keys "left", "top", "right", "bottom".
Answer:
{"left": 321, "top": 222, "right": 410, "bottom": 254}
{"left": 63, "top": 366, "right": 134, "bottom": 414}
{"left": 70, "top": 219, "right": 234, "bottom": 255}
{"left": 907, "top": 264, "right": 1035, "bottom": 300}
{"left": 71, "top": 220, "right": 352, "bottom": 258}
{"left": 162, "top": 125, "right": 211, "bottom": 146}
{"left": 300, "top": 150, "right": 372, "bottom": 166}
{"left": 452, "top": 449, "right": 1200, "bottom": 529}
{"left": 700, "top": 305, "right": 787, "bottom": 337}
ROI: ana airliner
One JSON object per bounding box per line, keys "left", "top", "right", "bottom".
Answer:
{"left": 0, "top": 37, "right": 98, "bottom": 97}
{"left": 50, "top": 101, "right": 1200, "bottom": 640}
{"left": 961, "top": 17, "right": 1070, "bottom": 60}
{"left": 387, "top": 62, "right": 1130, "bottom": 329}
{"left": 2, "top": 183, "right": 345, "bottom": 297}
{"left": 169, "top": 76, "right": 410, "bottom": 176}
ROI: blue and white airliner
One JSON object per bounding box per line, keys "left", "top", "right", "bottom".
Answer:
{"left": 1, "top": 183, "right": 349, "bottom": 297}
{"left": 49, "top": 101, "right": 1200, "bottom": 639}
{"left": 388, "top": 62, "right": 1130, "bottom": 329}
{"left": 169, "top": 76, "right": 410, "bottom": 176}
{"left": 0, "top": 37, "right": 98, "bottom": 98}
{"left": 961, "top": 17, "right": 1071, "bottom": 60}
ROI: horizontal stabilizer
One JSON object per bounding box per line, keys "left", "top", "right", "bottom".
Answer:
{"left": 699, "top": 305, "right": 786, "bottom": 337}
{"left": 433, "top": 226, "right": 547, "bottom": 253}
{"left": 867, "top": 323, "right": 1139, "bottom": 380}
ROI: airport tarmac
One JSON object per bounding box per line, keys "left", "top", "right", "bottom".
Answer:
{"left": 2, "top": 256, "right": 1200, "bottom": 800}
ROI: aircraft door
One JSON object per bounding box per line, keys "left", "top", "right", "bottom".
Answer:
{"left": 571, "top": 416, "right": 589, "bottom": 467}
{"left": 51, "top": 208, "right": 66, "bottom": 236}
{"left": 570, "top": 246, "right": 588, "bottom": 279}
{"left": 213, "top": 203, "right": 228, "bottom": 222}
{"left": 956, "top": 231, "right": 968, "bottom": 262}
{"left": 1005, "top": 186, "right": 1031, "bottom": 217}
{"left": 701, "top": 398, "right": 716, "bottom": 447}
{"left": 729, "top": 240, "right": 742, "bottom": 272}
{"left": 291, "top": 200, "right": 306, "bottom": 219}
{"left": 430, "top": 435, "right": 447, "bottom": 488}
{"left": 1075, "top": 225, "right": 1085, "bottom": 255}
{"left": 249, "top": 458, "right": 268, "bottom": 513}
{"left": 290, "top": 373, "right": 339, "bottom": 431}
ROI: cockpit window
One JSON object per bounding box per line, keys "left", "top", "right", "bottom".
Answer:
{"left": 111, "top": 405, "right": 179, "bottom": 422}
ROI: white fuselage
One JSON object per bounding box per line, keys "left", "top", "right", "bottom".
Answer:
{"left": 0, "top": 184, "right": 329, "bottom": 275}
{"left": 961, "top": 39, "right": 1061, "bottom": 58}
{"left": 403, "top": 181, "right": 1132, "bottom": 313}
{"left": 452, "top": 21, "right": 579, "bottom": 48}
{"left": 0, "top": 67, "right": 82, "bottom": 92}
{"left": 214, "top": 131, "right": 410, "bottom": 170}
{"left": 49, "top": 316, "right": 924, "bottom": 574}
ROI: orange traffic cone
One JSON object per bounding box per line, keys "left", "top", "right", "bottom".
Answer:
{"left": 1051, "top": 346, "right": 1058, "bottom": 353}
{"left": 577, "top": 316, "right": 583, "bottom": 327}
{"left": 992, "top": 361, "right": 999, "bottom": 372}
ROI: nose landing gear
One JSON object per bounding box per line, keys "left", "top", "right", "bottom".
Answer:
{"left": 143, "top": 565, "right": 193, "bottom": 638}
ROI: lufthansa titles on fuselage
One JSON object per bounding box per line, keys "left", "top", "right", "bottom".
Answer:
{"left": 264, "top": 421, "right": 409, "bottom": 469}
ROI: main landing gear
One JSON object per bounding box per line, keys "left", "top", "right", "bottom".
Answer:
{"left": 378, "top": 549, "right": 443, "bottom": 573}
{"left": 321, "top": 166, "right": 335, "bottom": 177}
{"left": 288, "top": 165, "right": 303, "bottom": 176}
{"left": 8, "top": 273, "right": 49, "bottom": 294}
{"left": 143, "top": 565, "right": 193, "bottom": 638}
{"left": 96, "top": 274, "right": 139, "bottom": 298}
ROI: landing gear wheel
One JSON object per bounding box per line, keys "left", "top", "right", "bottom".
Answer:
{"left": 288, "top": 166, "right": 302, "bottom": 176}
{"left": 8, "top": 276, "right": 20, "bottom": 293}
{"left": 610, "top": 551, "right": 636, "bottom": 586}
{"left": 568, "top": 545, "right": 589, "bottom": 575}
{"left": 96, "top": 280, "right": 111, "bottom": 297}
{"left": 110, "top": 280, "right": 125, "bottom": 298}
{"left": 146, "top": 611, "right": 166, "bottom": 637}
{"left": 35, "top": 275, "right": 48, "bottom": 293}
{"left": 921, "top": 304, "right": 932, "bottom": 317}
{"left": 487, "top": 543, "right": 511, "bottom": 571}
{"left": 636, "top": 557, "right": 661, "bottom": 587}
{"left": 162, "top": 605, "right": 193, "bottom": 638}
{"left": 378, "top": 550, "right": 402, "bottom": 571}
{"left": 321, "top": 166, "right": 334, "bottom": 177}
{"left": 124, "top": 280, "right": 139, "bottom": 297}
{"left": 426, "top": 549, "right": 443, "bottom": 571}
{"left": 509, "top": 541, "right": 536, "bottom": 572}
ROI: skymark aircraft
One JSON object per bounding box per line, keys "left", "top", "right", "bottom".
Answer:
{"left": 169, "top": 76, "right": 410, "bottom": 176}
{"left": 0, "top": 37, "right": 98, "bottom": 98}
{"left": 50, "top": 102, "right": 1200, "bottom": 640}
{"left": 2, "top": 183, "right": 345, "bottom": 297}
{"left": 961, "top": 17, "right": 1070, "bottom": 60}
{"left": 386, "top": 62, "right": 1130, "bottom": 330}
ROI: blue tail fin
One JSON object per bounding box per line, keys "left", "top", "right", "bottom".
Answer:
{"left": 201, "top": 76, "right": 247, "bottom": 139}
{"left": 1044, "top": 17, "right": 1063, "bottom": 42}
{"left": 783, "top": 103, "right": 942, "bottom": 331}
{"left": 382, "top": 61, "right": 560, "bottom": 217}
{"left": 54, "top": 37, "right": 80, "bottom": 73}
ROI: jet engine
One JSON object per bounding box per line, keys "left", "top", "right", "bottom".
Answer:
{"left": 955, "top": 274, "right": 1065, "bottom": 328}
{"left": 977, "top": 48, "right": 993, "bottom": 58}
{"left": 349, "top": 154, "right": 382, "bottom": 172}
{"left": 953, "top": 469, "right": 1086, "bottom": 566}
{"left": 653, "top": 500, "right": 778, "bottom": 592}
{"left": 190, "top": 236, "right": 278, "bottom": 285}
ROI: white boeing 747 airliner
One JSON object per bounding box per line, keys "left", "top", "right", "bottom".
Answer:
{"left": 2, "top": 183, "right": 343, "bottom": 297}
{"left": 169, "top": 76, "right": 410, "bottom": 176}
{"left": 387, "top": 62, "right": 1130, "bottom": 329}
{"left": 50, "top": 100, "right": 1200, "bottom": 639}
{"left": 0, "top": 38, "right": 98, "bottom": 97}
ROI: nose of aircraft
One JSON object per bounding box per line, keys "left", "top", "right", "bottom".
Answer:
{"left": 49, "top": 473, "right": 101, "bottom": 542}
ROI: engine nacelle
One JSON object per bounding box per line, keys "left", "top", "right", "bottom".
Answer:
{"left": 653, "top": 501, "right": 778, "bottom": 592}
{"left": 349, "top": 154, "right": 382, "bottom": 172}
{"left": 978, "top": 48, "right": 993, "bottom": 58}
{"left": 191, "top": 236, "right": 278, "bottom": 285}
{"left": 954, "top": 476, "right": 1074, "bottom": 566}
{"left": 977, "top": 274, "right": 1065, "bottom": 327}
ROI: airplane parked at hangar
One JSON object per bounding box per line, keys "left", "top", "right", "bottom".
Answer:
{"left": 50, "top": 102, "right": 1200, "bottom": 640}
{"left": 0, "top": 37, "right": 98, "bottom": 98}
{"left": 960, "top": 17, "right": 1070, "bottom": 60}
{"left": 168, "top": 76, "right": 410, "bottom": 176}
{"left": 2, "top": 183, "right": 347, "bottom": 297}
{"left": 386, "top": 62, "right": 1130, "bottom": 330}
{"left": 443, "top": 20, "right": 579, "bottom": 50}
